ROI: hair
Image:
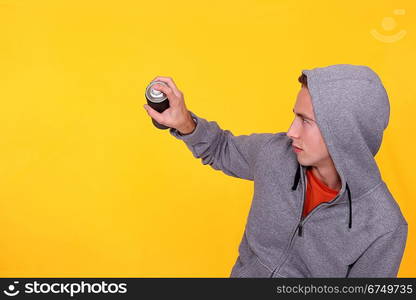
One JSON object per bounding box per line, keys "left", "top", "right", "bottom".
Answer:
{"left": 298, "top": 73, "right": 308, "bottom": 88}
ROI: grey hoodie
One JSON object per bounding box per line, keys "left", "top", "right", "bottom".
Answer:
{"left": 169, "top": 64, "right": 408, "bottom": 277}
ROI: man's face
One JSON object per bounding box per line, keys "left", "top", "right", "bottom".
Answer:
{"left": 286, "top": 87, "right": 331, "bottom": 167}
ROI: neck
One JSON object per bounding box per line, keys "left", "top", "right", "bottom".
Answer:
{"left": 309, "top": 160, "right": 341, "bottom": 190}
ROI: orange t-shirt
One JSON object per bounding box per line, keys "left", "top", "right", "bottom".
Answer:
{"left": 302, "top": 167, "right": 339, "bottom": 218}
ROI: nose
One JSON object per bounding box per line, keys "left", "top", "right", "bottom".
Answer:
{"left": 286, "top": 118, "right": 300, "bottom": 140}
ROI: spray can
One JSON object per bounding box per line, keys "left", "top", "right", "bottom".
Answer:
{"left": 145, "top": 81, "right": 170, "bottom": 129}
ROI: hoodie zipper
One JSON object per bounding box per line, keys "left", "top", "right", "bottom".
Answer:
{"left": 270, "top": 166, "right": 308, "bottom": 277}
{"left": 297, "top": 195, "right": 341, "bottom": 236}
{"left": 270, "top": 165, "right": 343, "bottom": 277}
{"left": 297, "top": 171, "right": 343, "bottom": 237}
{"left": 297, "top": 171, "right": 307, "bottom": 236}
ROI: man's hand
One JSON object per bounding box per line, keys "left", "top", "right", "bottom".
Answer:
{"left": 143, "top": 76, "right": 196, "bottom": 134}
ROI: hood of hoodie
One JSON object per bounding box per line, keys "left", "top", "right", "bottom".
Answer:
{"left": 300, "top": 64, "right": 390, "bottom": 204}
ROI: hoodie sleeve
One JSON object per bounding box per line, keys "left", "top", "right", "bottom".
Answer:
{"left": 169, "top": 111, "right": 274, "bottom": 181}
{"left": 347, "top": 224, "right": 408, "bottom": 277}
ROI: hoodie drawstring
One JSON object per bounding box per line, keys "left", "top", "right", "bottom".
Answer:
{"left": 346, "top": 182, "right": 352, "bottom": 229}
{"left": 291, "top": 163, "right": 301, "bottom": 191}
{"left": 291, "top": 163, "right": 353, "bottom": 232}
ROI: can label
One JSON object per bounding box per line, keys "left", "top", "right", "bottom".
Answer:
{"left": 145, "top": 80, "right": 170, "bottom": 130}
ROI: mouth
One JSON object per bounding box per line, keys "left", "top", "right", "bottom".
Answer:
{"left": 292, "top": 145, "right": 303, "bottom": 153}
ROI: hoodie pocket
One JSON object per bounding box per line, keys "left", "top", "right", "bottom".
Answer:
{"left": 230, "top": 230, "right": 274, "bottom": 277}
{"left": 231, "top": 255, "right": 273, "bottom": 278}
{"left": 345, "top": 262, "right": 356, "bottom": 278}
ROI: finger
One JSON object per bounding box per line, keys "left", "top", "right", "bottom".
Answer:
{"left": 152, "top": 84, "right": 180, "bottom": 106}
{"left": 152, "top": 76, "right": 179, "bottom": 90}
{"left": 143, "top": 104, "right": 165, "bottom": 124}
{"left": 152, "top": 84, "right": 174, "bottom": 98}
{"left": 152, "top": 76, "right": 181, "bottom": 97}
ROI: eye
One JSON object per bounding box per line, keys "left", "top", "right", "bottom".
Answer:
{"left": 302, "top": 118, "right": 309, "bottom": 124}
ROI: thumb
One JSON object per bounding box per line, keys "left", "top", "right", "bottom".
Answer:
{"left": 144, "top": 104, "right": 164, "bottom": 124}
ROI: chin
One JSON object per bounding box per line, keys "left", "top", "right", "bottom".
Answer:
{"left": 296, "top": 157, "right": 313, "bottom": 167}
{"left": 296, "top": 158, "right": 307, "bottom": 166}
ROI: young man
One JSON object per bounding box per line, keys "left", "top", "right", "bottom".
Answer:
{"left": 143, "top": 64, "right": 408, "bottom": 277}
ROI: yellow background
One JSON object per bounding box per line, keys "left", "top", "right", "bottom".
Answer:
{"left": 0, "top": 0, "right": 415, "bottom": 277}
